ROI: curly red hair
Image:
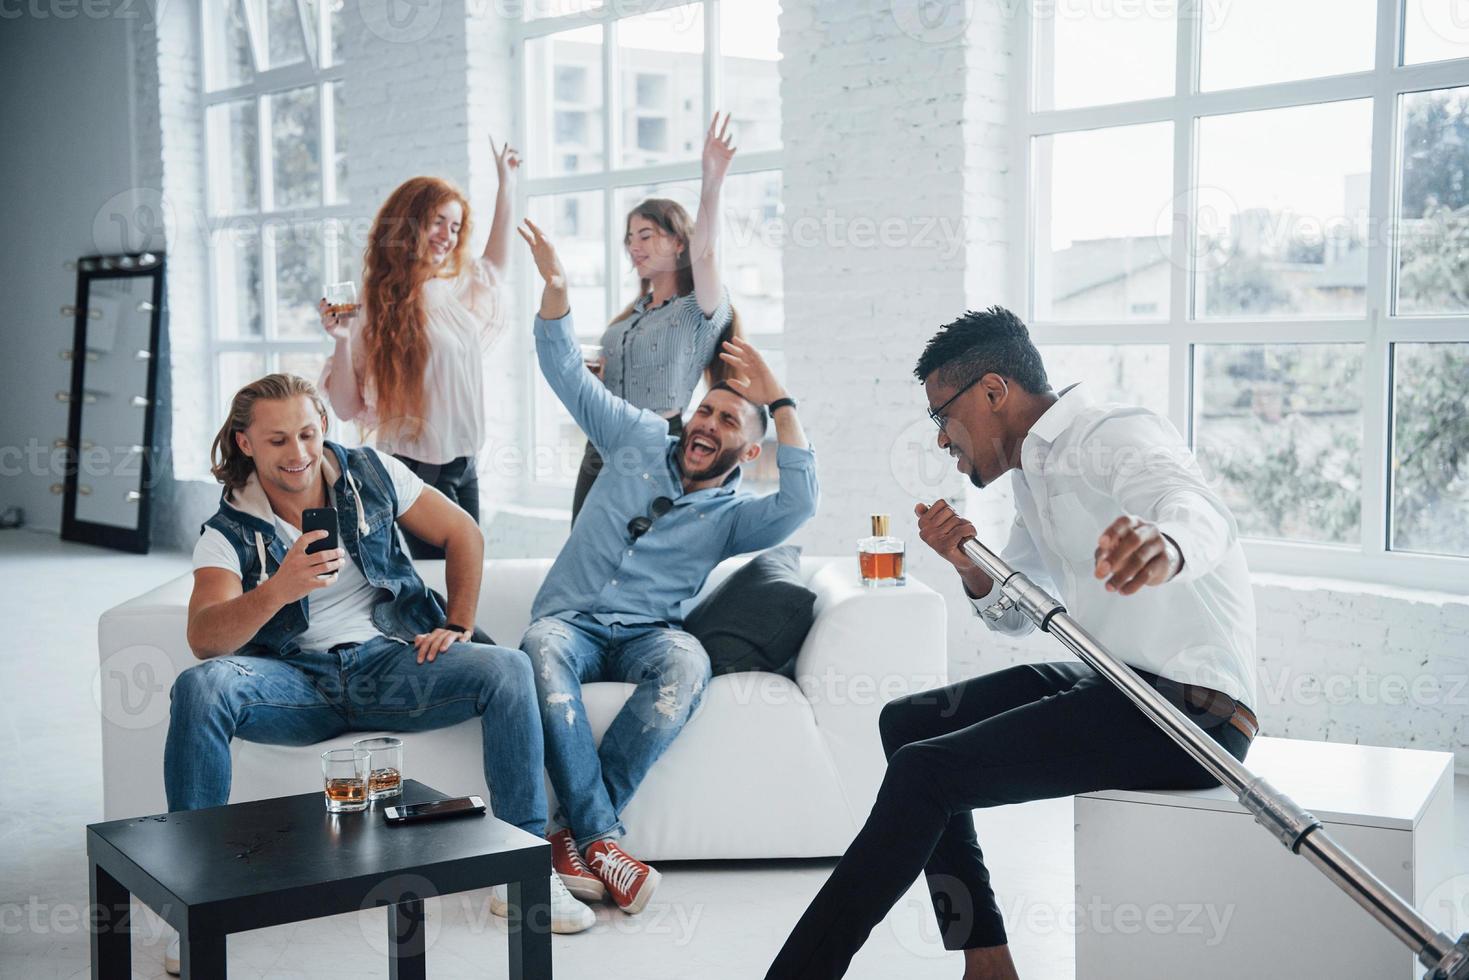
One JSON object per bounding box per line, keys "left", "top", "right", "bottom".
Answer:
{"left": 360, "top": 176, "right": 472, "bottom": 439}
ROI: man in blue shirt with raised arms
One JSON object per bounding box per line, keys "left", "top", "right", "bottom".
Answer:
{"left": 516, "top": 218, "right": 819, "bottom": 917}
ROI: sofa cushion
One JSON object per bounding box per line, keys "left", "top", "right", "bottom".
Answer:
{"left": 683, "top": 545, "right": 816, "bottom": 676}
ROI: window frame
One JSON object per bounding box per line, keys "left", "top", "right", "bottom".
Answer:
{"left": 198, "top": 0, "right": 351, "bottom": 422}
{"left": 1011, "top": 0, "right": 1469, "bottom": 592}
{"left": 513, "top": 0, "right": 784, "bottom": 494}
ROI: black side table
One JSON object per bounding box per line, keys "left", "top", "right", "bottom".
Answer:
{"left": 87, "top": 779, "right": 551, "bottom": 978}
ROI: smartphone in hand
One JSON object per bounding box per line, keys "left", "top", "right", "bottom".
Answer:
{"left": 302, "top": 507, "right": 340, "bottom": 579}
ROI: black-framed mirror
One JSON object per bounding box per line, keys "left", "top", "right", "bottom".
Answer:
{"left": 59, "top": 251, "right": 166, "bottom": 554}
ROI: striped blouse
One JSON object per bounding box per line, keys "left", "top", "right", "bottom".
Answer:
{"left": 597, "top": 286, "right": 732, "bottom": 415}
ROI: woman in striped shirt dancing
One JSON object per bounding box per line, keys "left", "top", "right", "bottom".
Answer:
{"left": 571, "top": 112, "right": 744, "bottom": 521}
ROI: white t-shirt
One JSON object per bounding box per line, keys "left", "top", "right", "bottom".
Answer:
{"left": 192, "top": 449, "right": 426, "bottom": 653}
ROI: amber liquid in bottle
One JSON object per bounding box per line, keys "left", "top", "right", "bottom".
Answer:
{"left": 858, "top": 514, "right": 907, "bottom": 586}
{"left": 859, "top": 550, "right": 905, "bottom": 581}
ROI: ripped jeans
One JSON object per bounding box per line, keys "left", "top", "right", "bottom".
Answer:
{"left": 519, "top": 615, "right": 712, "bottom": 849}
{"left": 162, "top": 634, "right": 547, "bottom": 837}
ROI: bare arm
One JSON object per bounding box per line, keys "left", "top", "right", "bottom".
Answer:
{"left": 186, "top": 531, "right": 345, "bottom": 659}
{"left": 318, "top": 299, "right": 366, "bottom": 420}
{"left": 396, "top": 486, "right": 484, "bottom": 663}
{"left": 483, "top": 138, "right": 521, "bottom": 275}
{"left": 689, "top": 112, "right": 734, "bottom": 316}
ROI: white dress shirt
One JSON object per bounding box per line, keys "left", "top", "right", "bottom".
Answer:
{"left": 971, "top": 384, "right": 1258, "bottom": 707}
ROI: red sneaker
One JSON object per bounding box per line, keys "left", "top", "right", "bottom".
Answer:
{"left": 549, "top": 829, "right": 605, "bottom": 902}
{"left": 584, "top": 839, "right": 661, "bottom": 914}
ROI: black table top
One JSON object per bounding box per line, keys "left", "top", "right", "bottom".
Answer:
{"left": 87, "top": 780, "right": 547, "bottom": 911}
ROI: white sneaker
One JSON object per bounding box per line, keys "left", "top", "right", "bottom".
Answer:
{"left": 164, "top": 933, "right": 180, "bottom": 975}
{"left": 490, "top": 873, "right": 596, "bottom": 934}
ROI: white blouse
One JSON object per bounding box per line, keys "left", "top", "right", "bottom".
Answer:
{"left": 322, "top": 255, "right": 508, "bottom": 465}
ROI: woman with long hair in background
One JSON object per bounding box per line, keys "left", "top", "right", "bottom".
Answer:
{"left": 571, "top": 112, "right": 743, "bottom": 521}
{"left": 320, "top": 140, "right": 520, "bottom": 559}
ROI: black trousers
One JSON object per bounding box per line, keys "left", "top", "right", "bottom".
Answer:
{"left": 570, "top": 414, "right": 683, "bottom": 524}
{"left": 392, "top": 454, "right": 479, "bottom": 561}
{"left": 765, "top": 661, "right": 1252, "bottom": 979}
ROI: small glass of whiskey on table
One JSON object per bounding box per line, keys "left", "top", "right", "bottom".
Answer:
{"left": 321, "top": 747, "right": 371, "bottom": 813}
{"left": 353, "top": 736, "right": 404, "bottom": 801}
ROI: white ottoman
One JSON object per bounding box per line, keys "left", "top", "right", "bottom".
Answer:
{"left": 1075, "top": 736, "right": 1455, "bottom": 980}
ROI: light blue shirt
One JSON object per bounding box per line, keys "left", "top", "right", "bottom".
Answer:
{"left": 531, "top": 310, "right": 819, "bottom": 627}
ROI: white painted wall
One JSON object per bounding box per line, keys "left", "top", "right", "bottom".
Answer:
{"left": 0, "top": 6, "right": 143, "bottom": 532}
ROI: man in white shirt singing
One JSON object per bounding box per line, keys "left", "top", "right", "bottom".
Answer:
{"left": 766, "top": 306, "right": 1259, "bottom": 980}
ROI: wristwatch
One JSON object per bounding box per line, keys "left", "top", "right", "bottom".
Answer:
{"left": 768, "top": 396, "right": 797, "bottom": 414}
{"left": 444, "top": 622, "right": 470, "bottom": 635}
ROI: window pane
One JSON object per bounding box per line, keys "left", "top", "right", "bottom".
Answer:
{"left": 214, "top": 227, "right": 263, "bottom": 338}
{"left": 1396, "top": 86, "right": 1469, "bottom": 315}
{"left": 1032, "top": 0, "right": 1175, "bottom": 110}
{"left": 1390, "top": 343, "right": 1469, "bottom": 557}
{"left": 264, "top": 0, "right": 308, "bottom": 69}
{"left": 527, "top": 26, "right": 604, "bottom": 177}
{"left": 328, "top": 81, "right": 348, "bottom": 205}
{"left": 529, "top": 191, "right": 606, "bottom": 328}
{"left": 205, "top": 0, "right": 255, "bottom": 90}
{"left": 1194, "top": 100, "right": 1372, "bottom": 318}
{"left": 615, "top": 179, "right": 700, "bottom": 307}
{"left": 207, "top": 98, "right": 259, "bottom": 214}
{"left": 723, "top": 170, "right": 783, "bottom": 335}
{"left": 272, "top": 223, "right": 325, "bottom": 339}
{"left": 1036, "top": 345, "right": 1169, "bottom": 417}
{"left": 721, "top": 0, "right": 781, "bottom": 151}
{"left": 1403, "top": 0, "right": 1469, "bottom": 65}
{"left": 269, "top": 85, "right": 321, "bottom": 209}
{"left": 325, "top": 217, "right": 360, "bottom": 285}
{"left": 1194, "top": 344, "right": 1363, "bottom": 544}
{"left": 524, "top": 0, "right": 601, "bottom": 20}
{"left": 1032, "top": 122, "right": 1173, "bottom": 322}
{"left": 532, "top": 371, "right": 585, "bottom": 486}
{"left": 218, "top": 352, "right": 268, "bottom": 417}
{"left": 280, "top": 350, "right": 327, "bottom": 386}
{"left": 1200, "top": 0, "right": 1374, "bottom": 90}
{"left": 618, "top": 6, "right": 704, "bottom": 168}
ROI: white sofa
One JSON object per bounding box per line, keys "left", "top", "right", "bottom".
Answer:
{"left": 97, "top": 556, "right": 947, "bottom": 860}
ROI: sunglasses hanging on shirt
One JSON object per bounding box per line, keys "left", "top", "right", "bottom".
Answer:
{"left": 627, "top": 496, "right": 674, "bottom": 541}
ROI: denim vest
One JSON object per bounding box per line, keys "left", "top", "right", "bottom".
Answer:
{"left": 200, "top": 440, "right": 444, "bottom": 657}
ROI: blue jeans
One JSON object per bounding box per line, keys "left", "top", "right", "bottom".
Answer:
{"left": 163, "top": 634, "right": 547, "bottom": 837}
{"left": 519, "top": 615, "right": 712, "bottom": 849}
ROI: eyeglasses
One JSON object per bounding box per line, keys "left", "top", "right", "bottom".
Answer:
{"left": 927, "top": 375, "right": 987, "bottom": 433}
{"left": 627, "top": 496, "right": 674, "bottom": 541}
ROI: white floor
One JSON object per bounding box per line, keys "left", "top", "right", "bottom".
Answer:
{"left": 1, "top": 528, "right": 1464, "bottom": 980}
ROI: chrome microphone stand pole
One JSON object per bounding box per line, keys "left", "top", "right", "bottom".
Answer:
{"left": 960, "top": 536, "right": 1469, "bottom": 979}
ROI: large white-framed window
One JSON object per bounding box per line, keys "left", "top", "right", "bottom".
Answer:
{"left": 200, "top": 0, "right": 352, "bottom": 422}
{"left": 1013, "top": 0, "right": 1469, "bottom": 591}
{"left": 515, "top": 0, "right": 784, "bottom": 495}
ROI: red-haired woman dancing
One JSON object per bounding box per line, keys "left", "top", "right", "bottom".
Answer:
{"left": 320, "top": 141, "right": 519, "bottom": 559}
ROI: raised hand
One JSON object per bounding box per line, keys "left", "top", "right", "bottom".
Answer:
{"left": 516, "top": 218, "right": 566, "bottom": 288}
{"left": 317, "top": 297, "right": 355, "bottom": 342}
{"left": 492, "top": 136, "right": 521, "bottom": 186}
{"left": 718, "top": 336, "right": 785, "bottom": 406}
{"left": 702, "top": 111, "right": 736, "bottom": 184}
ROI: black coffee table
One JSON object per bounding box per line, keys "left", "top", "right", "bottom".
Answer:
{"left": 87, "top": 779, "right": 551, "bottom": 978}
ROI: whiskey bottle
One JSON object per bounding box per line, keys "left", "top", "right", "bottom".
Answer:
{"left": 858, "top": 514, "right": 906, "bottom": 586}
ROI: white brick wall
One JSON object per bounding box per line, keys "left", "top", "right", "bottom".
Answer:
{"left": 121, "top": 0, "right": 1467, "bottom": 768}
